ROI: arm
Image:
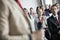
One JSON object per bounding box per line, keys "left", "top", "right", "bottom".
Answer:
{"left": 0, "top": 0, "right": 10, "bottom": 39}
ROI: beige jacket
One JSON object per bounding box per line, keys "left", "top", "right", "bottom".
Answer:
{"left": 0, "top": 0, "right": 31, "bottom": 40}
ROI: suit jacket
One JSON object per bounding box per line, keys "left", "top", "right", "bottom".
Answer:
{"left": 47, "top": 15, "right": 60, "bottom": 35}
{"left": 0, "top": 0, "right": 31, "bottom": 40}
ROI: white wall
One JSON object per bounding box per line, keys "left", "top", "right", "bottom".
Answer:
{"left": 45, "top": 0, "right": 52, "bottom": 5}
{"left": 19, "top": 0, "right": 40, "bottom": 13}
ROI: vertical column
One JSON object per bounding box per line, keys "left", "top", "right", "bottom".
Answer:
{"left": 40, "top": 0, "right": 45, "bottom": 9}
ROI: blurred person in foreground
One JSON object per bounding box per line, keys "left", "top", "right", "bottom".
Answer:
{"left": 45, "top": 4, "right": 52, "bottom": 16}
{"left": 0, "top": 0, "right": 42, "bottom": 40}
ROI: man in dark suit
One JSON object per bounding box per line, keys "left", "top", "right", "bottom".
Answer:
{"left": 47, "top": 4, "right": 60, "bottom": 40}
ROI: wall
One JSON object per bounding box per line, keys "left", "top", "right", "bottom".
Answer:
{"left": 45, "top": 0, "right": 52, "bottom": 5}
{"left": 19, "top": 0, "right": 40, "bottom": 13}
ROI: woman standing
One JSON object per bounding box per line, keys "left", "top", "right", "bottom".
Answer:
{"left": 36, "top": 6, "right": 46, "bottom": 40}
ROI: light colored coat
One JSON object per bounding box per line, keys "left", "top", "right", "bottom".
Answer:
{"left": 0, "top": 0, "right": 31, "bottom": 40}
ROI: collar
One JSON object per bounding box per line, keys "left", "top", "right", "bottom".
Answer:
{"left": 53, "top": 14, "right": 58, "bottom": 20}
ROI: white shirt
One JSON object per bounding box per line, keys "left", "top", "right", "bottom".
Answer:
{"left": 30, "top": 15, "right": 36, "bottom": 32}
{"left": 53, "top": 14, "right": 58, "bottom": 20}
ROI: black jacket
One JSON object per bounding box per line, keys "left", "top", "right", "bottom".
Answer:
{"left": 47, "top": 15, "right": 60, "bottom": 40}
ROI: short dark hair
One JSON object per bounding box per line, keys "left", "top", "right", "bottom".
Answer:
{"left": 30, "top": 7, "right": 33, "bottom": 10}
{"left": 51, "top": 4, "right": 57, "bottom": 10}
{"left": 23, "top": 8, "right": 27, "bottom": 11}
{"left": 23, "top": 8, "right": 27, "bottom": 10}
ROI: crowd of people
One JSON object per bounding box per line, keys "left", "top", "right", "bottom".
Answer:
{"left": 0, "top": 0, "right": 60, "bottom": 40}
{"left": 23, "top": 3, "right": 60, "bottom": 40}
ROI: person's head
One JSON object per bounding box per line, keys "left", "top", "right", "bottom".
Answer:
{"left": 30, "top": 7, "right": 34, "bottom": 14}
{"left": 30, "top": 7, "right": 33, "bottom": 12}
{"left": 40, "top": 5, "right": 43, "bottom": 10}
{"left": 51, "top": 4, "right": 58, "bottom": 15}
{"left": 36, "top": 6, "right": 43, "bottom": 17}
{"left": 23, "top": 8, "right": 28, "bottom": 15}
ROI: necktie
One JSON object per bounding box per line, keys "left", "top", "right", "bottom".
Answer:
{"left": 15, "top": 0, "right": 23, "bottom": 9}
{"left": 55, "top": 17, "right": 59, "bottom": 25}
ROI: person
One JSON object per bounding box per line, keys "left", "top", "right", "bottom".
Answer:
{"left": 36, "top": 6, "right": 46, "bottom": 40}
{"left": 23, "top": 8, "right": 32, "bottom": 33}
{"left": 36, "top": 6, "right": 44, "bottom": 29}
{"left": 45, "top": 4, "right": 51, "bottom": 16}
{"left": 47, "top": 4, "right": 60, "bottom": 40}
{"left": 36, "top": 6, "right": 42, "bottom": 30}
{"left": 29, "top": 8, "right": 36, "bottom": 33}
{"left": 0, "top": 0, "right": 39, "bottom": 40}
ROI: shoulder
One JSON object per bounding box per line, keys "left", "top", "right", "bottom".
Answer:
{"left": 0, "top": 0, "right": 8, "bottom": 11}
{"left": 47, "top": 16, "right": 53, "bottom": 21}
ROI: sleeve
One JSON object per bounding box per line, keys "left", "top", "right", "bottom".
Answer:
{"left": 0, "top": 0, "right": 10, "bottom": 39}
